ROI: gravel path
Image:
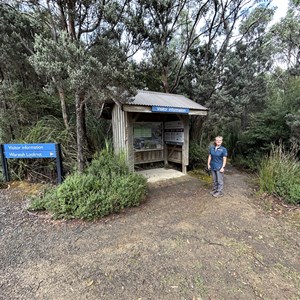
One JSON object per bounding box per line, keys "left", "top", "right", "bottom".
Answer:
{"left": 0, "top": 168, "right": 300, "bottom": 300}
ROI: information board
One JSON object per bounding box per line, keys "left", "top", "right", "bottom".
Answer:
{"left": 133, "top": 122, "right": 163, "bottom": 150}
{"left": 164, "top": 121, "right": 184, "bottom": 144}
{"left": 133, "top": 126, "right": 152, "bottom": 138}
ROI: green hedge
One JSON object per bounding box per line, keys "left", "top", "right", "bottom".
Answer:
{"left": 29, "top": 148, "right": 147, "bottom": 219}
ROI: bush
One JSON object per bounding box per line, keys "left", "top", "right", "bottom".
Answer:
{"left": 29, "top": 148, "right": 147, "bottom": 219}
{"left": 189, "top": 141, "right": 209, "bottom": 170}
{"left": 232, "top": 153, "right": 261, "bottom": 171}
{"left": 259, "top": 144, "right": 300, "bottom": 205}
{"left": 0, "top": 171, "right": 5, "bottom": 188}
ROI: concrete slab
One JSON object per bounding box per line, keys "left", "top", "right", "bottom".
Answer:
{"left": 137, "top": 168, "right": 185, "bottom": 183}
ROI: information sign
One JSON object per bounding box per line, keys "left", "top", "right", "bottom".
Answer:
{"left": 0, "top": 143, "right": 63, "bottom": 184}
{"left": 3, "top": 143, "right": 57, "bottom": 159}
{"left": 152, "top": 106, "right": 189, "bottom": 114}
{"left": 164, "top": 121, "right": 184, "bottom": 144}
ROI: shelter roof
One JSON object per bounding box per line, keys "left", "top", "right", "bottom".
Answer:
{"left": 123, "top": 90, "right": 208, "bottom": 115}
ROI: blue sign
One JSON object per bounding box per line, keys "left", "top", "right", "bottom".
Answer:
{"left": 152, "top": 106, "right": 190, "bottom": 114}
{"left": 4, "top": 143, "right": 57, "bottom": 159}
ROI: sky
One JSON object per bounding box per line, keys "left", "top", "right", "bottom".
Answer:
{"left": 271, "top": 0, "right": 289, "bottom": 24}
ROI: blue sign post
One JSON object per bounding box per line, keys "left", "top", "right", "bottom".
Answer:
{"left": 0, "top": 143, "right": 63, "bottom": 184}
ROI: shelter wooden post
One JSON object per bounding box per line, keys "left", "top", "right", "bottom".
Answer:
{"left": 126, "top": 112, "right": 134, "bottom": 171}
{"left": 112, "top": 104, "right": 134, "bottom": 170}
{"left": 178, "top": 115, "right": 189, "bottom": 174}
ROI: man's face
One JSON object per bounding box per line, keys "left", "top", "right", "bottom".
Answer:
{"left": 215, "top": 138, "right": 222, "bottom": 146}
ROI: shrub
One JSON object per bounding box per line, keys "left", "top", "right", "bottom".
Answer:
{"left": 29, "top": 148, "right": 147, "bottom": 219}
{"left": 0, "top": 171, "right": 5, "bottom": 188}
{"left": 232, "top": 153, "right": 261, "bottom": 171}
{"left": 189, "top": 141, "right": 209, "bottom": 170}
{"left": 259, "top": 144, "right": 300, "bottom": 205}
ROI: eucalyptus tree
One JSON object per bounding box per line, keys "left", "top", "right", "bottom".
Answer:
{"left": 216, "top": 0, "right": 300, "bottom": 161}
{"left": 135, "top": 0, "right": 266, "bottom": 94}
{"left": 220, "top": 5, "right": 275, "bottom": 128}
{"left": 271, "top": 0, "right": 300, "bottom": 72}
{"left": 14, "top": 0, "right": 136, "bottom": 172}
{"left": 175, "top": 1, "right": 275, "bottom": 142}
{"left": 0, "top": 3, "right": 36, "bottom": 85}
{"left": 0, "top": 3, "right": 40, "bottom": 142}
{"left": 135, "top": 0, "right": 211, "bottom": 93}
{"left": 269, "top": 0, "right": 300, "bottom": 147}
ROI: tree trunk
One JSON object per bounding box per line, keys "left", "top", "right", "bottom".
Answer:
{"left": 241, "top": 105, "right": 248, "bottom": 130}
{"left": 53, "top": 77, "right": 69, "bottom": 131}
{"left": 75, "top": 90, "right": 86, "bottom": 173}
{"left": 190, "top": 115, "right": 207, "bottom": 141}
{"left": 162, "top": 66, "right": 169, "bottom": 93}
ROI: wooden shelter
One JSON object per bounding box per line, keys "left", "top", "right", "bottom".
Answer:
{"left": 111, "top": 90, "right": 208, "bottom": 174}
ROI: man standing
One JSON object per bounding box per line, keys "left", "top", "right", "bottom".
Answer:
{"left": 207, "top": 136, "right": 228, "bottom": 197}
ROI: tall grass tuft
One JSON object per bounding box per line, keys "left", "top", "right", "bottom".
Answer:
{"left": 259, "top": 143, "right": 300, "bottom": 204}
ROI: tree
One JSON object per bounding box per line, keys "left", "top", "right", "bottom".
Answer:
{"left": 271, "top": 2, "right": 300, "bottom": 72}
{"left": 221, "top": 6, "right": 275, "bottom": 128}
{"left": 0, "top": 3, "right": 43, "bottom": 142}
{"left": 0, "top": 3, "right": 38, "bottom": 85}
{"left": 269, "top": 0, "right": 300, "bottom": 148}
{"left": 17, "top": 0, "right": 134, "bottom": 172}
{"left": 134, "top": 0, "right": 267, "bottom": 94}
{"left": 176, "top": 2, "right": 275, "bottom": 142}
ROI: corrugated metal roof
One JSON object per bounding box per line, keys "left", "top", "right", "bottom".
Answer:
{"left": 126, "top": 90, "right": 208, "bottom": 111}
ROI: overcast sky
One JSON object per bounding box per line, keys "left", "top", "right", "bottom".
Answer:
{"left": 271, "top": 0, "right": 289, "bottom": 23}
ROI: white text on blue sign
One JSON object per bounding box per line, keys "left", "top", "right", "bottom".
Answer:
{"left": 152, "top": 106, "right": 189, "bottom": 114}
{"left": 4, "top": 143, "right": 57, "bottom": 159}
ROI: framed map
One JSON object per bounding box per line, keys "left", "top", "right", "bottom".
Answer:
{"left": 133, "top": 122, "right": 163, "bottom": 150}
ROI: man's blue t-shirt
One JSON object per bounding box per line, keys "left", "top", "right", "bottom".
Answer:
{"left": 209, "top": 145, "right": 228, "bottom": 171}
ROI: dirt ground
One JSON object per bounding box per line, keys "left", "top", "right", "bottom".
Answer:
{"left": 0, "top": 167, "right": 300, "bottom": 300}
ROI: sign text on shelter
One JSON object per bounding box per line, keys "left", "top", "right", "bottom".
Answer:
{"left": 152, "top": 106, "right": 189, "bottom": 114}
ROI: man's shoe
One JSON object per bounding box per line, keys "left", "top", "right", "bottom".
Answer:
{"left": 210, "top": 191, "right": 217, "bottom": 195}
{"left": 213, "top": 192, "right": 224, "bottom": 198}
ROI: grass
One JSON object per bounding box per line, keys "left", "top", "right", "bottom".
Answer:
{"left": 188, "top": 169, "right": 212, "bottom": 187}
{"left": 194, "top": 275, "right": 207, "bottom": 297}
{"left": 274, "top": 263, "right": 300, "bottom": 296}
{"left": 259, "top": 143, "right": 300, "bottom": 205}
